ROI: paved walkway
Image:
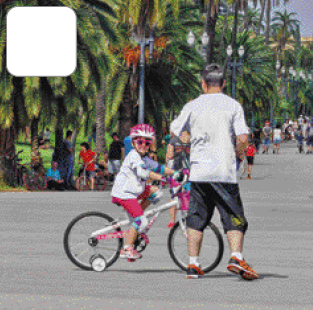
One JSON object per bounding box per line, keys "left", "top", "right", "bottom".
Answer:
{"left": 0, "top": 141, "right": 312, "bottom": 310}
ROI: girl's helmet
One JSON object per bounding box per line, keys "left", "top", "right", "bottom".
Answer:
{"left": 130, "top": 124, "right": 156, "bottom": 141}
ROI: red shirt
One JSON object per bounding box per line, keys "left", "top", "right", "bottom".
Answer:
{"left": 79, "top": 150, "right": 96, "bottom": 171}
{"left": 246, "top": 145, "right": 257, "bottom": 157}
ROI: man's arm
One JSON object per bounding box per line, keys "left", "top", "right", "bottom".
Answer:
{"left": 236, "top": 134, "right": 248, "bottom": 161}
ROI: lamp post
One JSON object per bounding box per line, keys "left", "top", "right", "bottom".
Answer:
{"left": 132, "top": 30, "right": 155, "bottom": 124}
{"left": 187, "top": 31, "right": 210, "bottom": 63}
{"left": 226, "top": 45, "right": 244, "bottom": 100}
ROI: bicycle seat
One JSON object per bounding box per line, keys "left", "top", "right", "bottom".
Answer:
{"left": 112, "top": 197, "right": 122, "bottom": 207}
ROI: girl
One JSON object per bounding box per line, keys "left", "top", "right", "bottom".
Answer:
{"left": 272, "top": 123, "right": 283, "bottom": 154}
{"left": 111, "top": 124, "right": 181, "bottom": 260}
{"left": 243, "top": 142, "right": 257, "bottom": 179}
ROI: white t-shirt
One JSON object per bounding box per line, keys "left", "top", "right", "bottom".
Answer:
{"left": 111, "top": 150, "right": 162, "bottom": 199}
{"left": 170, "top": 93, "right": 249, "bottom": 184}
{"left": 273, "top": 128, "right": 282, "bottom": 139}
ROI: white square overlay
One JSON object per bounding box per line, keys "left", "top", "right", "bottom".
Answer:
{"left": 7, "top": 7, "right": 77, "bottom": 77}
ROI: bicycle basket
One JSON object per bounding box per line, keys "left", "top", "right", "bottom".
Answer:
{"left": 178, "top": 190, "right": 190, "bottom": 211}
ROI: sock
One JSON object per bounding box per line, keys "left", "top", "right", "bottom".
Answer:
{"left": 231, "top": 252, "right": 243, "bottom": 261}
{"left": 190, "top": 256, "right": 200, "bottom": 267}
{"left": 124, "top": 245, "right": 131, "bottom": 250}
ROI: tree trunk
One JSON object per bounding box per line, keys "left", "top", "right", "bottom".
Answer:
{"left": 217, "top": 4, "right": 229, "bottom": 64}
{"left": 264, "top": 0, "right": 271, "bottom": 45}
{"left": 204, "top": 0, "right": 218, "bottom": 65}
{"left": 243, "top": 0, "right": 249, "bottom": 31}
{"left": 0, "top": 126, "right": 16, "bottom": 185}
{"left": 256, "top": 0, "right": 266, "bottom": 36}
{"left": 231, "top": 0, "right": 240, "bottom": 50}
{"left": 30, "top": 116, "right": 40, "bottom": 161}
{"left": 95, "top": 78, "right": 108, "bottom": 158}
{"left": 71, "top": 107, "right": 84, "bottom": 166}
{"left": 118, "top": 79, "right": 134, "bottom": 142}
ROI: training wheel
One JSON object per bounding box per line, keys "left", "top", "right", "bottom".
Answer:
{"left": 91, "top": 254, "right": 107, "bottom": 272}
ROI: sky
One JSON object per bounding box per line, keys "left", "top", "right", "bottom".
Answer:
{"left": 258, "top": 0, "right": 313, "bottom": 38}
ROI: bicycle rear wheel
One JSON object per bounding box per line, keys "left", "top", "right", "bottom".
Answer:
{"left": 168, "top": 221, "right": 224, "bottom": 274}
{"left": 23, "top": 174, "right": 36, "bottom": 191}
{"left": 63, "top": 211, "right": 123, "bottom": 271}
{"left": 76, "top": 177, "right": 89, "bottom": 191}
{"left": 36, "top": 175, "right": 47, "bottom": 190}
{"left": 95, "top": 175, "right": 106, "bottom": 191}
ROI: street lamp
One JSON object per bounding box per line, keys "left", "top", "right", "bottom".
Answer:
{"left": 226, "top": 45, "right": 244, "bottom": 99}
{"left": 187, "top": 31, "right": 210, "bottom": 63}
{"left": 132, "top": 29, "right": 155, "bottom": 124}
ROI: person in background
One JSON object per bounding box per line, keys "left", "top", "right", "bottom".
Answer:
{"left": 295, "top": 125, "right": 304, "bottom": 153}
{"left": 46, "top": 161, "right": 65, "bottom": 191}
{"left": 108, "top": 133, "right": 125, "bottom": 181}
{"left": 63, "top": 130, "right": 75, "bottom": 190}
{"left": 242, "top": 141, "right": 257, "bottom": 179}
{"left": 272, "top": 123, "right": 283, "bottom": 154}
{"left": 252, "top": 124, "right": 261, "bottom": 153}
{"left": 262, "top": 121, "right": 272, "bottom": 154}
{"left": 301, "top": 119, "right": 308, "bottom": 151}
{"left": 166, "top": 131, "right": 191, "bottom": 228}
{"left": 305, "top": 119, "right": 313, "bottom": 154}
{"left": 162, "top": 133, "right": 171, "bottom": 146}
{"left": 79, "top": 142, "right": 97, "bottom": 190}
{"left": 88, "top": 123, "right": 97, "bottom": 147}
{"left": 124, "top": 135, "right": 134, "bottom": 158}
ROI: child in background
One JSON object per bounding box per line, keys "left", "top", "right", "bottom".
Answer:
{"left": 295, "top": 125, "right": 304, "bottom": 153}
{"left": 242, "top": 142, "right": 257, "bottom": 180}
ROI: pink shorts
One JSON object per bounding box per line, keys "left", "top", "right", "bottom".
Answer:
{"left": 112, "top": 185, "right": 151, "bottom": 218}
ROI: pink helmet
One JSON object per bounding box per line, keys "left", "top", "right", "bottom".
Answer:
{"left": 130, "top": 124, "right": 156, "bottom": 140}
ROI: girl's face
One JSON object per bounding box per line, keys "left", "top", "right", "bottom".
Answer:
{"left": 81, "top": 146, "right": 86, "bottom": 152}
{"left": 132, "top": 137, "right": 153, "bottom": 157}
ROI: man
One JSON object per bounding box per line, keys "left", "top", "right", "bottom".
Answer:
{"left": 108, "top": 132, "right": 125, "bottom": 181}
{"left": 46, "top": 161, "right": 65, "bottom": 191}
{"left": 301, "top": 119, "right": 308, "bottom": 151}
{"left": 170, "top": 64, "right": 258, "bottom": 280}
{"left": 78, "top": 142, "right": 97, "bottom": 190}
{"left": 262, "top": 121, "right": 272, "bottom": 154}
{"left": 63, "top": 130, "right": 75, "bottom": 189}
{"left": 305, "top": 119, "right": 313, "bottom": 154}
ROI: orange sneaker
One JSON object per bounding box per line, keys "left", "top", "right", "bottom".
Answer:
{"left": 186, "top": 264, "right": 204, "bottom": 279}
{"left": 227, "top": 256, "right": 259, "bottom": 280}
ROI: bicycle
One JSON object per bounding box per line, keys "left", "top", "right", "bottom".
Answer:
{"left": 63, "top": 171, "right": 224, "bottom": 273}
{"left": 22, "top": 163, "right": 47, "bottom": 191}
{"left": 76, "top": 164, "right": 106, "bottom": 191}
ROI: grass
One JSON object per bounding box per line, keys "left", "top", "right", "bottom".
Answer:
{"left": 1, "top": 131, "right": 167, "bottom": 191}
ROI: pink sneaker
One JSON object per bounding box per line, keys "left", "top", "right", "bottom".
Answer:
{"left": 120, "top": 247, "right": 142, "bottom": 260}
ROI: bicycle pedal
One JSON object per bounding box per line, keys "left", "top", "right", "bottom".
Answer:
{"left": 127, "top": 258, "right": 136, "bottom": 262}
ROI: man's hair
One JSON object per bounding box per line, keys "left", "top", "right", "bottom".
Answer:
{"left": 80, "top": 142, "right": 90, "bottom": 150}
{"left": 46, "top": 128, "right": 50, "bottom": 131}
{"left": 276, "top": 123, "right": 281, "bottom": 129}
{"left": 112, "top": 132, "right": 118, "bottom": 138}
{"left": 66, "top": 130, "right": 73, "bottom": 138}
{"left": 201, "top": 64, "right": 225, "bottom": 87}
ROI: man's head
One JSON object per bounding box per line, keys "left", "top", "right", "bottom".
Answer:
{"left": 51, "top": 161, "right": 58, "bottom": 170}
{"left": 112, "top": 132, "right": 119, "bottom": 141}
{"left": 46, "top": 128, "right": 50, "bottom": 132}
{"left": 201, "top": 64, "right": 226, "bottom": 94}
{"left": 265, "top": 121, "right": 270, "bottom": 127}
{"left": 304, "top": 119, "right": 307, "bottom": 123}
{"left": 66, "top": 130, "right": 72, "bottom": 139}
{"left": 80, "top": 142, "right": 90, "bottom": 152}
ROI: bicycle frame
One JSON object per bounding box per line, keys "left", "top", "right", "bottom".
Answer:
{"left": 92, "top": 196, "right": 187, "bottom": 241}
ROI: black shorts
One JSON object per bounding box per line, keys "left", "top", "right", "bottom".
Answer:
{"left": 186, "top": 182, "right": 248, "bottom": 234}
{"left": 246, "top": 156, "right": 254, "bottom": 165}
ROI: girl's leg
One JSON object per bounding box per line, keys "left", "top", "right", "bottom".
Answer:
{"left": 247, "top": 164, "right": 252, "bottom": 178}
{"left": 277, "top": 143, "right": 279, "bottom": 154}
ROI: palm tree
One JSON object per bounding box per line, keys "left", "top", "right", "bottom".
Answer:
{"left": 0, "top": 0, "right": 116, "bottom": 168}
{"left": 270, "top": 10, "right": 300, "bottom": 59}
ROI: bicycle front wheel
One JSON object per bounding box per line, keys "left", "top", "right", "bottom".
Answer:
{"left": 168, "top": 221, "right": 224, "bottom": 274}
{"left": 63, "top": 211, "right": 123, "bottom": 271}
